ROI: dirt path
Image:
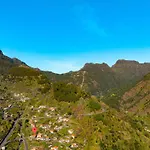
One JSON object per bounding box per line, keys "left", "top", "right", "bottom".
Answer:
{"left": 81, "top": 71, "right": 86, "bottom": 89}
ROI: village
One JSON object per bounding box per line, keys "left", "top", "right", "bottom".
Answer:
{"left": 25, "top": 105, "right": 84, "bottom": 150}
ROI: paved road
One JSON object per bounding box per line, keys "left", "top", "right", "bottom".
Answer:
{"left": 0, "top": 118, "right": 19, "bottom": 149}
{"left": 22, "top": 134, "right": 28, "bottom": 150}
{"left": 79, "top": 109, "right": 106, "bottom": 116}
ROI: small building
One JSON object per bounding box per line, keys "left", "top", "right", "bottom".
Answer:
{"left": 1, "top": 146, "right": 5, "bottom": 150}
{"left": 37, "top": 133, "right": 42, "bottom": 140}
{"left": 71, "top": 134, "right": 75, "bottom": 139}
{"left": 68, "top": 129, "right": 74, "bottom": 134}
{"left": 71, "top": 143, "right": 78, "bottom": 148}
{"left": 51, "top": 146, "right": 58, "bottom": 150}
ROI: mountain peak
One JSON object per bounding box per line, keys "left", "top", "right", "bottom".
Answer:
{"left": 12, "top": 57, "right": 27, "bottom": 66}
{"left": 115, "top": 59, "right": 139, "bottom": 65}
{"left": 82, "top": 62, "right": 110, "bottom": 71}
{"left": 0, "top": 50, "right": 3, "bottom": 55}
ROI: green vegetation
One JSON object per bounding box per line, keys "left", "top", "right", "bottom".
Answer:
{"left": 94, "top": 114, "right": 104, "bottom": 121}
{"left": 1, "top": 52, "right": 150, "bottom": 150}
{"left": 144, "top": 73, "right": 150, "bottom": 81}
{"left": 53, "top": 82, "right": 89, "bottom": 102}
{"left": 9, "top": 67, "right": 41, "bottom": 77}
{"left": 88, "top": 99, "right": 101, "bottom": 111}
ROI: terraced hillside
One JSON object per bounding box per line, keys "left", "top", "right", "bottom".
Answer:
{"left": 120, "top": 73, "right": 150, "bottom": 115}
{"left": 1, "top": 67, "right": 150, "bottom": 150}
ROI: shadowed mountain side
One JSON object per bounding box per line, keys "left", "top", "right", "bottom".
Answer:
{"left": 120, "top": 73, "right": 150, "bottom": 115}
{"left": 1, "top": 50, "right": 150, "bottom": 109}
{"left": 44, "top": 60, "right": 150, "bottom": 96}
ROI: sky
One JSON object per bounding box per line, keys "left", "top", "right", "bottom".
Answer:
{"left": 0, "top": 0, "right": 150, "bottom": 73}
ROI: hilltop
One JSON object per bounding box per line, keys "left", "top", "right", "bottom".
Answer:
{"left": 0, "top": 50, "right": 27, "bottom": 74}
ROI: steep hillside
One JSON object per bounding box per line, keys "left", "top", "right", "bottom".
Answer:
{"left": 120, "top": 73, "right": 150, "bottom": 115}
{"left": 1, "top": 50, "right": 150, "bottom": 110}
{"left": 1, "top": 71, "right": 150, "bottom": 150}
{"left": 79, "top": 63, "right": 119, "bottom": 95}
{"left": 0, "top": 54, "right": 150, "bottom": 149}
{"left": 1, "top": 50, "right": 150, "bottom": 99}
{"left": 0, "top": 50, "right": 27, "bottom": 74}
{"left": 112, "top": 60, "right": 150, "bottom": 85}
{"left": 45, "top": 60, "right": 150, "bottom": 97}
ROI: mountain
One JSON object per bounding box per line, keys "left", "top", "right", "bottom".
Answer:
{"left": 44, "top": 60, "right": 150, "bottom": 99}
{"left": 1, "top": 50, "right": 150, "bottom": 109}
{"left": 120, "top": 73, "right": 150, "bottom": 115}
{"left": 0, "top": 50, "right": 27, "bottom": 74}
{"left": 1, "top": 50, "right": 150, "bottom": 98}
{"left": 1, "top": 69, "right": 150, "bottom": 150}
{"left": 1, "top": 51, "right": 150, "bottom": 149}
{"left": 112, "top": 59, "right": 150, "bottom": 85}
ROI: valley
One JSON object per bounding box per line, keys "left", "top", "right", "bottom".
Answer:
{"left": 0, "top": 50, "right": 150, "bottom": 150}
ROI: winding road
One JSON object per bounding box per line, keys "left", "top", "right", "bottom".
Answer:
{"left": 22, "top": 134, "right": 28, "bottom": 150}
{"left": 0, "top": 118, "right": 19, "bottom": 149}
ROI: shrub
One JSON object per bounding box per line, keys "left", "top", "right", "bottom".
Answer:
{"left": 94, "top": 114, "right": 104, "bottom": 121}
{"left": 37, "top": 75, "right": 50, "bottom": 84}
{"left": 143, "top": 73, "right": 150, "bottom": 81}
{"left": 9, "top": 67, "right": 41, "bottom": 77}
{"left": 38, "top": 83, "right": 51, "bottom": 94}
{"left": 88, "top": 100, "right": 101, "bottom": 111}
{"left": 53, "top": 82, "right": 80, "bottom": 102}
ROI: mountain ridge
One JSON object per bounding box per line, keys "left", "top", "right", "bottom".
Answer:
{"left": 1, "top": 50, "right": 150, "bottom": 149}
{"left": 0, "top": 50, "right": 27, "bottom": 74}
{"left": 1, "top": 49, "right": 150, "bottom": 108}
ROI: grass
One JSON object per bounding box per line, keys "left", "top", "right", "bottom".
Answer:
{"left": 144, "top": 73, "right": 150, "bottom": 81}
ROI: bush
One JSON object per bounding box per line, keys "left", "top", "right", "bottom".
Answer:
{"left": 88, "top": 100, "right": 101, "bottom": 111}
{"left": 38, "top": 84, "right": 51, "bottom": 94}
{"left": 37, "top": 75, "right": 50, "bottom": 84}
{"left": 9, "top": 67, "right": 41, "bottom": 77}
{"left": 143, "top": 73, "right": 150, "bottom": 81}
{"left": 94, "top": 114, "right": 104, "bottom": 121}
{"left": 53, "top": 82, "right": 80, "bottom": 102}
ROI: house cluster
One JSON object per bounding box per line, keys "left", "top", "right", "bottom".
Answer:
{"left": 3, "top": 104, "right": 12, "bottom": 111}
{"left": 28, "top": 105, "right": 80, "bottom": 149}
{"left": 144, "top": 127, "right": 150, "bottom": 133}
{"left": 13, "top": 92, "right": 30, "bottom": 102}
{"left": 3, "top": 105, "right": 14, "bottom": 119}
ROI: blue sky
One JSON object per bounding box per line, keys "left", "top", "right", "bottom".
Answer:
{"left": 0, "top": 0, "right": 150, "bottom": 73}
